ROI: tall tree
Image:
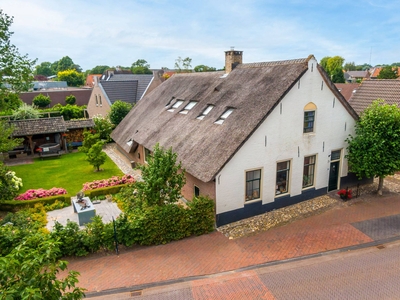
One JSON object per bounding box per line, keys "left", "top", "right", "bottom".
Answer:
{"left": 377, "top": 66, "right": 398, "bottom": 79}
{"left": 86, "top": 140, "right": 107, "bottom": 172}
{"left": 0, "top": 120, "right": 23, "bottom": 152}
{"left": 34, "top": 61, "right": 54, "bottom": 76}
{"left": 175, "top": 57, "right": 192, "bottom": 73}
{"left": 57, "top": 56, "right": 75, "bottom": 72}
{"left": 320, "top": 56, "right": 345, "bottom": 83}
{"left": 346, "top": 99, "right": 400, "bottom": 195}
{"left": 131, "top": 59, "right": 152, "bottom": 74}
{"left": 0, "top": 10, "right": 36, "bottom": 102}
{"left": 90, "top": 65, "right": 110, "bottom": 74}
{"left": 194, "top": 65, "right": 217, "bottom": 72}
{"left": 57, "top": 69, "right": 85, "bottom": 86}
{"left": 344, "top": 62, "right": 356, "bottom": 71}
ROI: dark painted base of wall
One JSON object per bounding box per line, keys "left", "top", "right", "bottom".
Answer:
{"left": 216, "top": 174, "right": 373, "bottom": 227}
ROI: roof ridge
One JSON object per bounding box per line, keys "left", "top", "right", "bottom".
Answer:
{"left": 238, "top": 56, "right": 313, "bottom": 69}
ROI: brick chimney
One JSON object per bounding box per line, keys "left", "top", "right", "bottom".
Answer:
{"left": 225, "top": 48, "right": 243, "bottom": 73}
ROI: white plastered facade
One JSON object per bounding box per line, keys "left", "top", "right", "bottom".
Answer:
{"left": 215, "top": 57, "right": 356, "bottom": 215}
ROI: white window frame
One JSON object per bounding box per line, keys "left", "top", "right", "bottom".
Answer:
{"left": 167, "top": 100, "right": 184, "bottom": 112}
{"left": 245, "top": 168, "right": 262, "bottom": 202}
{"left": 302, "top": 155, "right": 316, "bottom": 189}
{"left": 180, "top": 101, "right": 197, "bottom": 114}
{"left": 215, "top": 108, "right": 234, "bottom": 124}
{"left": 197, "top": 105, "right": 214, "bottom": 120}
{"left": 276, "top": 160, "right": 291, "bottom": 196}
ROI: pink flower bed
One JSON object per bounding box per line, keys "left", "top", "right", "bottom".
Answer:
{"left": 82, "top": 175, "right": 135, "bottom": 191}
{"left": 15, "top": 187, "right": 67, "bottom": 201}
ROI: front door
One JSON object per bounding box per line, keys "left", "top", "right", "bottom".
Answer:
{"left": 328, "top": 161, "right": 339, "bottom": 191}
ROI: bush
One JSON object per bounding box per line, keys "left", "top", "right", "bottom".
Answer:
{"left": 65, "top": 94, "right": 76, "bottom": 105}
{"left": 0, "top": 194, "right": 71, "bottom": 212}
{"left": 15, "top": 187, "right": 67, "bottom": 200}
{"left": 187, "top": 196, "right": 215, "bottom": 235}
{"left": 33, "top": 93, "right": 51, "bottom": 107}
{"left": 82, "top": 175, "right": 135, "bottom": 191}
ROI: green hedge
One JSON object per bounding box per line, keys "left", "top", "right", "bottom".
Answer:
{"left": 0, "top": 195, "right": 71, "bottom": 212}
{"left": 83, "top": 184, "right": 129, "bottom": 198}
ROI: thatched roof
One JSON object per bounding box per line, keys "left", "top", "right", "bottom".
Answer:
{"left": 111, "top": 55, "right": 356, "bottom": 182}
{"left": 349, "top": 79, "right": 400, "bottom": 115}
{"left": 9, "top": 117, "right": 67, "bottom": 137}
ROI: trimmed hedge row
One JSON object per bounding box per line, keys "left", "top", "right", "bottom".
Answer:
{"left": 83, "top": 184, "right": 128, "bottom": 198}
{"left": 0, "top": 195, "right": 71, "bottom": 212}
{"left": 50, "top": 196, "right": 215, "bottom": 257}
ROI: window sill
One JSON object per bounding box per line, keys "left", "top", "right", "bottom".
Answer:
{"left": 302, "top": 186, "right": 315, "bottom": 191}
{"left": 244, "top": 198, "right": 261, "bottom": 204}
{"left": 275, "top": 192, "right": 289, "bottom": 198}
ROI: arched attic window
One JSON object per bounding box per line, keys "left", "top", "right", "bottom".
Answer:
{"left": 303, "top": 102, "right": 317, "bottom": 133}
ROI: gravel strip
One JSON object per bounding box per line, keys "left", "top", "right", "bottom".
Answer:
{"left": 218, "top": 177, "right": 400, "bottom": 239}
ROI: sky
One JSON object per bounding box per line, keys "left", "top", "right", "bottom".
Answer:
{"left": 1, "top": 0, "right": 400, "bottom": 71}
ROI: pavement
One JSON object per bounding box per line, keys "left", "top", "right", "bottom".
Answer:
{"left": 41, "top": 144, "right": 400, "bottom": 298}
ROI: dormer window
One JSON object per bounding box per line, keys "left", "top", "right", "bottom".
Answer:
{"left": 215, "top": 108, "right": 234, "bottom": 124}
{"left": 180, "top": 101, "right": 197, "bottom": 114}
{"left": 167, "top": 100, "right": 184, "bottom": 112}
{"left": 197, "top": 105, "right": 214, "bottom": 120}
{"left": 165, "top": 97, "right": 175, "bottom": 108}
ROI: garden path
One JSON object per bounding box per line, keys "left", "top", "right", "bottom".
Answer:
{"left": 45, "top": 143, "right": 138, "bottom": 231}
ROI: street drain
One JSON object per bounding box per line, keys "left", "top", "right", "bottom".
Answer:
{"left": 376, "top": 244, "right": 385, "bottom": 250}
{"left": 130, "top": 290, "right": 143, "bottom": 297}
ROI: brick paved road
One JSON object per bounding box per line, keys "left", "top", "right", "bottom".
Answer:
{"left": 65, "top": 194, "right": 400, "bottom": 296}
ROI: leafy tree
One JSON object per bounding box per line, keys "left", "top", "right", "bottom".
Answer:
{"left": 346, "top": 99, "right": 400, "bottom": 195}
{"left": 135, "top": 143, "right": 186, "bottom": 206}
{"left": 86, "top": 140, "right": 106, "bottom": 171}
{"left": 108, "top": 100, "right": 132, "bottom": 125}
{"left": 65, "top": 94, "right": 76, "bottom": 105}
{"left": 194, "top": 65, "right": 216, "bottom": 72}
{"left": 33, "top": 93, "right": 51, "bottom": 107}
{"left": 175, "top": 57, "right": 192, "bottom": 73}
{"left": 79, "top": 130, "right": 100, "bottom": 154}
{"left": 11, "top": 103, "right": 40, "bottom": 120}
{"left": 0, "top": 234, "right": 85, "bottom": 299}
{"left": 320, "top": 56, "right": 345, "bottom": 83}
{"left": 92, "top": 114, "right": 114, "bottom": 142}
{"left": 377, "top": 66, "right": 398, "bottom": 79}
{"left": 391, "top": 62, "right": 400, "bottom": 67}
{"left": 131, "top": 59, "right": 152, "bottom": 74}
{"left": 0, "top": 10, "right": 36, "bottom": 103}
{"left": 34, "top": 61, "right": 54, "bottom": 76}
{"left": 57, "top": 56, "right": 81, "bottom": 72}
{"left": 57, "top": 69, "right": 85, "bottom": 87}
{"left": 90, "top": 65, "right": 110, "bottom": 74}
{"left": 0, "top": 92, "right": 22, "bottom": 113}
{"left": 0, "top": 120, "right": 23, "bottom": 153}
{"left": 344, "top": 62, "right": 356, "bottom": 71}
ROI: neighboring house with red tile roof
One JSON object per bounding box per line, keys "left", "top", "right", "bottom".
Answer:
{"left": 87, "top": 70, "right": 165, "bottom": 117}
{"left": 111, "top": 50, "right": 362, "bottom": 226}
{"left": 348, "top": 79, "right": 400, "bottom": 115}
{"left": 335, "top": 83, "right": 360, "bottom": 101}
{"left": 85, "top": 74, "right": 102, "bottom": 87}
{"left": 369, "top": 67, "right": 400, "bottom": 79}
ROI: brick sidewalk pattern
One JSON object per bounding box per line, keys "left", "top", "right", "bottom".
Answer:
{"left": 63, "top": 194, "right": 400, "bottom": 294}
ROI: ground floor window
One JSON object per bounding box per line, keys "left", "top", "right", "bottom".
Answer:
{"left": 303, "top": 155, "right": 316, "bottom": 188}
{"left": 194, "top": 185, "right": 200, "bottom": 197}
{"left": 276, "top": 161, "right": 290, "bottom": 195}
{"left": 245, "top": 169, "right": 261, "bottom": 201}
{"left": 144, "top": 147, "right": 152, "bottom": 163}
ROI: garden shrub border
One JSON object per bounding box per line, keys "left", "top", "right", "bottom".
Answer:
{"left": 0, "top": 195, "right": 71, "bottom": 212}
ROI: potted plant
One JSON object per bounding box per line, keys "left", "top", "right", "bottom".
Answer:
{"left": 337, "top": 189, "right": 352, "bottom": 201}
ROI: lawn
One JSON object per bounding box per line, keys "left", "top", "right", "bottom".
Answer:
{"left": 9, "top": 151, "right": 124, "bottom": 195}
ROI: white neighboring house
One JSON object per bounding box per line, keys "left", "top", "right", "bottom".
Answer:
{"left": 111, "top": 50, "right": 363, "bottom": 226}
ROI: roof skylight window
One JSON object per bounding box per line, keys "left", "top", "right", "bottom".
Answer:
{"left": 167, "top": 100, "right": 184, "bottom": 112}
{"left": 197, "top": 105, "right": 214, "bottom": 120}
{"left": 180, "top": 101, "right": 197, "bottom": 114}
{"left": 215, "top": 108, "right": 234, "bottom": 124}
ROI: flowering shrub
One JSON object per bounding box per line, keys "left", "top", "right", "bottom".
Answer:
{"left": 82, "top": 175, "right": 135, "bottom": 191}
{"left": 337, "top": 189, "right": 352, "bottom": 200}
{"left": 6, "top": 171, "right": 23, "bottom": 192}
{"left": 15, "top": 187, "right": 67, "bottom": 201}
